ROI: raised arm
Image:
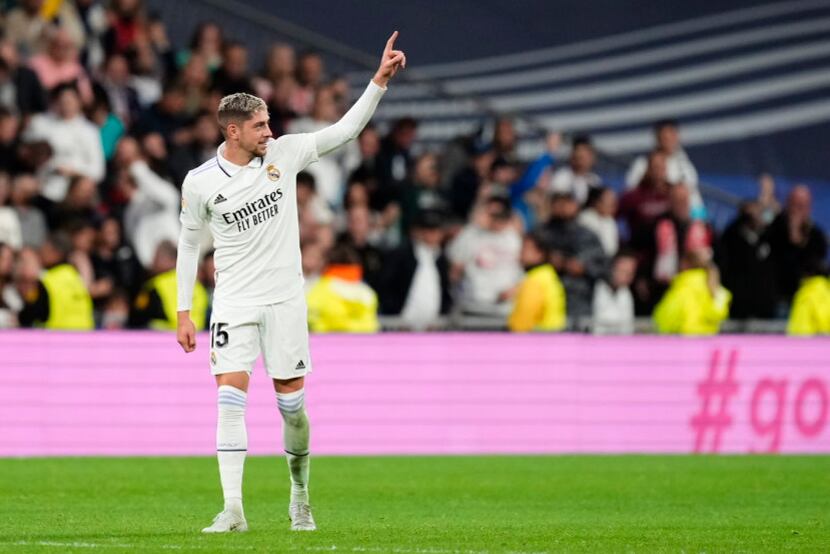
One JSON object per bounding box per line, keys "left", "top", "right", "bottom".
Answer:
{"left": 313, "top": 31, "right": 406, "bottom": 157}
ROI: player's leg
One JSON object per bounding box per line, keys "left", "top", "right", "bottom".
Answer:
{"left": 203, "top": 307, "right": 260, "bottom": 533}
{"left": 262, "top": 293, "right": 315, "bottom": 531}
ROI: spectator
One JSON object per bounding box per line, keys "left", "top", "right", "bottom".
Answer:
{"left": 139, "top": 131, "right": 176, "bottom": 183}
{"left": 88, "top": 90, "right": 125, "bottom": 160}
{"left": 0, "top": 242, "right": 22, "bottom": 327}
{"left": 4, "top": 0, "right": 85, "bottom": 57}
{"left": 448, "top": 195, "right": 522, "bottom": 316}
{"left": 507, "top": 230, "right": 566, "bottom": 332}
{"left": 377, "top": 116, "right": 417, "bottom": 195}
{"left": 10, "top": 174, "right": 48, "bottom": 248}
{"left": 625, "top": 119, "right": 702, "bottom": 215}
{"left": 400, "top": 153, "right": 450, "bottom": 232}
{"left": 266, "top": 72, "right": 298, "bottom": 138}
{"left": 0, "top": 173, "right": 22, "bottom": 249}
{"left": 618, "top": 150, "right": 671, "bottom": 249}
{"left": 765, "top": 185, "right": 828, "bottom": 310}
{"left": 508, "top": 132, "right": 560, "bottom": 229}
{"left": 378, "top": 209, "right": 452, "bottom": 330}
{"left": 23, "top": 83, "right": 105, "bottom": 201}
{"left": 296, "top": 171, "right": 334, "bottom": 246}
{"left": 653, "top": 250, "right": 731, "bottom": 335}
{"left": 293, "top": 50, "right": 324, "bottom": 116}
{"left": 100, "top": 288, "right": 130, "bottom": 329}
{"left": 578, "top": 186, "right": 618, "bottom": 257}
{"left": 90, "top": 216, "right": 143, "bottom": 298}
{"left": 104, "top": 0, "right": 145, "bottom": 55}
{"left": 168, "top": 110, "right": 221, "bottom": 185}
{"left": 128, "top": 35, "right": 167, "bottom": 108}
{"left": 0, "top": 40, "right": 48, "bottom": 115}
{"left": 176, "top": 53, "right": 211, "bottom": 116}
{"left": 18, "top": 232, "right": 94, "bottom": 329}
{"left": 336, "top": 204, "right": 383, "bottom": 291}
{"left": 177, "top": 21, "right": 224, "bottom": 72}
{"left": 48, "top": 175, "right": 100, "bottom": 231}
{"left": 95, "top": 52, "right": 140, "bottom": 127}
{"left": 450, "top": 143, "right": 494, "bottom": 221}
{"left": 134, "top": 83, "right": 191, "bottom": 146}
{"left": 301, "top": 240, "right": 326, "bottom": 294}
{"left": 130, "top": 240, "right": 207, "bottom": 330}
{"left": 114, "top": 136, "right": 181, "bottom": 267}
{"left": 549, "top": 136, "right": 601, "bottom": 206}
{"left": 68, "top": 220, "right": 113, "bottom": 309}
{"left": 592, "top": 250, "right": 637, "bottom": 335}
{"left": 652, "top": 184, "right": 712, "bottom": 285}
{"left": 0, "top": 108, "right": 20, "bottom": 171}
{"left": 787, "top": 259, "right": 830, "bottom": 336}
{"left": 212, "top": 41, "right": 255, "bottom": 97}
{"left": 28, "top": 27, "right": 93, "bottom": 102}
{"left": 715, "top": 201, "right": 776, "bottom": 319}
{"left": 543, "top": 192, "right": 608, "bottom": 320}
{"left": 490, "top": 116, "right": 519, "bottom": 164}
{"left": 306, "top": 242, "right": 379, "bottom": 333}
{"left": 253, "top": 43, "right": 295, "bottom": 101}
{"left": 757, "top": 173, "right": 781, "bottom": 225}
{"left": 75, "top": 0, "right": 109, "bottom": 70}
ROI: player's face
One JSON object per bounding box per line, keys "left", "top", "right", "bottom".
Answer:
{"left": 239, "top": 109, "right": 272, "bottom": 157}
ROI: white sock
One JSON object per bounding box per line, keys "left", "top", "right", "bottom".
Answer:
{"left": 217, "top": 385, "right": 247, "bottom": 515}
{"left": 276, "top": 389, "right": 310, "bottom": 505}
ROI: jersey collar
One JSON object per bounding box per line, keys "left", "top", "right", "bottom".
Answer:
{"left": 216, "top": 142, "right": 265, "bottom": 177}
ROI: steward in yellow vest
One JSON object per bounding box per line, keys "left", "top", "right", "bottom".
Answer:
{"left": 307, "top": 243, "right": 379, "bottom": 333}
{"left": 653, "top": 250, "right": 731, "bottom": 335}
{"left": 508, "top": 232, "right": 566, "bottom": 332}
{"left": 130, "top": 240, "right": 207, "bottom": 330}
{"left": 787, "top": 260, "right": 830, "bottom": 336}
{"left": 18, "top": 233, "right": 94, "bottom": 330}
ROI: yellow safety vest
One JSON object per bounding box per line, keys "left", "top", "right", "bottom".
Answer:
{"left": 653, "top": 268, "right": 731, "bottom": 335}
{"left": 787, "top": 276, "right": 830, "bottom": 336}
{"left": 306, "top": 276, "right": 379, "bottom": 333}
{"left": 40, "top": 264, "right": 94, "bottom": 330}
{"left": 508, "top": 264, "right": 567, "bottom": 332}
{"left": 145, "top": 269, "right": 208, "bottom": 331}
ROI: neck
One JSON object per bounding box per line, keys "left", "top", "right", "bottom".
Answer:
{"left": 222, "top": 142, "right": 255, "bottom": 166}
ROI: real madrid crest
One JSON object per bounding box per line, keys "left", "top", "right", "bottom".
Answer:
{"left": 266, "top": 164, "right": 281, "bottom": 182}
{"left": 210, "top": 351, "right": 217, "bottom": 366}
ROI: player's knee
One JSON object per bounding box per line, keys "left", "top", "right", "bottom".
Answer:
{"left": 218, "top": 385, "right": 247, "bottom": 417}
{"left": 276, "top": 388, "right": 306, "bottom": 424}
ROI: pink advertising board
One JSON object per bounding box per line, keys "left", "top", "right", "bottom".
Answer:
{"left": 1, "top": 331, "right": 828, "bottom": 456}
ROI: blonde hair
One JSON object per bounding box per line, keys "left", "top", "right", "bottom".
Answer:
{"left": 217, "top": 93, "right": 267, "bottom": 132}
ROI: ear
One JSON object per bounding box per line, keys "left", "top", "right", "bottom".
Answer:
{"left": 226, "top": 122, "right": 239, "bottom": 141}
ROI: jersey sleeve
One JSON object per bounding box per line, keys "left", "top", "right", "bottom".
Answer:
{"left": 266, "top": 134, "right": 319, "bottom": 173}
{"left": 179, "top": 173, "right": 209, "bottom": 230}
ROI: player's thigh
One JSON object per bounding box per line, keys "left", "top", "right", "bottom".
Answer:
{"left": 209, "top": 304, "right": 261, "bottom": 376}
{"left": 260, "top": 292, "right": 312, "bottom": 380}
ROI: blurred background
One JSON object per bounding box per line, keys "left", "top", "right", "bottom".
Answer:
{"left": 0, "top": 0, "right": 828, "bottom": 336}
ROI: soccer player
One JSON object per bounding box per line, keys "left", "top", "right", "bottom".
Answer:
{"left": 175, "top": 32, "right": 406, "bottom": 533}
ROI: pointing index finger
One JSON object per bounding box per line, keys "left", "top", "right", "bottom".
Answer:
{"left": 384, "top": 31, "right": 399, "bottom": 55}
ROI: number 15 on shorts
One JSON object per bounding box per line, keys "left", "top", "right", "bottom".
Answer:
{"left": 211, "top": 322, "right": 229, "bottom": 348}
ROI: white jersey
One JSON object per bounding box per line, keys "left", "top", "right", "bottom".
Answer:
{"left": 180, "top": 134, "right": 318, "bottom": 307}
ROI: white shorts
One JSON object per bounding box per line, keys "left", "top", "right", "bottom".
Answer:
{"left": 208, "top": 292, "right": 312, "bottom": 380}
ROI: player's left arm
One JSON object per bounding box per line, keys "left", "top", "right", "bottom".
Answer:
{"left": 312, "top": 31, "right": 406, "bottom": 158}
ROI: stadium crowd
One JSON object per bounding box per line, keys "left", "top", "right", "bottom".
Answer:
{"left": 0, "top": 0, "right": 828, "bottom": 335}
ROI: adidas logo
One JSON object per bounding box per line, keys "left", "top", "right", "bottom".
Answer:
{"left": 295, "top": 360, "right": 306, "bottom": 370}
{"left": 214, "top": 194, "right": 228, "bottom": 204}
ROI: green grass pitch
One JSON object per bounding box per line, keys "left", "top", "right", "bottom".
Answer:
{"left": 1, "top": 456, "right": 828, "bottom": 553}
